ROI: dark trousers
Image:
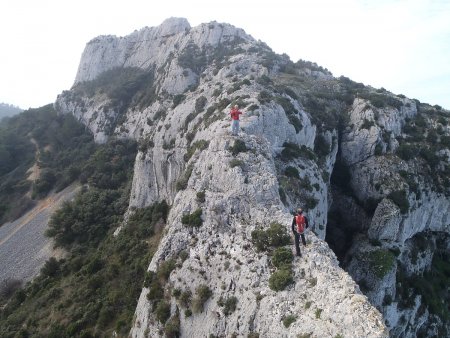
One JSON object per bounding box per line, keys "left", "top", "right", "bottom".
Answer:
{"left": 294, "top": 232, "right": 306, "bottom": 256}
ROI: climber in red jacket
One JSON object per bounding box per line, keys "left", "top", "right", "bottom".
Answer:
{"left": 291, "top": 208, "right": 309, "bottom": 257}
{"left": 229, "top": 104, "right": 243, "bottom": 136}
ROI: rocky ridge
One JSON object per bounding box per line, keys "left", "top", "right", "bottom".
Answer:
{"left": 56, "top": 17, "right": 449, "bottom": 337}
{"left": 128, "top": 132, "right": 386, "bottom": 337}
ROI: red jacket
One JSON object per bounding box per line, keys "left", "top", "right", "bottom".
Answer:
{"left": 230, "top": 108, "right": 242, "bottom": 120}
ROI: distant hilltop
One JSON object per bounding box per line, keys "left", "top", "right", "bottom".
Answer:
{"left": 0, "top": 102, "right": 23, "bottom": 119}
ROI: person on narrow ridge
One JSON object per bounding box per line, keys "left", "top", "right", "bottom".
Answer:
{"left": 229, "top": 104, "right": 243, "bottom": 136}
{"left": 291, "top": 208, "right": 309, "bottom": 257}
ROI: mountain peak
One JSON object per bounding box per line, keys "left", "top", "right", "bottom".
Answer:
{"left": 158, "top": 17, "right": 190, "bottom": 35}
{"left": 73, "top": 18, "right": 254, "bottom": 85}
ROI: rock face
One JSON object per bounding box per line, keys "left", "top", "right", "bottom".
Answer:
{"left": 129, "top": 133, "right": 386, "bottom": 338}
{"left": 337, "top": 94, "right": 450, "bottom": 336}
{"left": 56, "top": 17, "right": 450, "bottom": 338}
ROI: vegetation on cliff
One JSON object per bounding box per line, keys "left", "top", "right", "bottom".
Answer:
{"left": 0, "top": 135, "right": 170, "bottom": 337}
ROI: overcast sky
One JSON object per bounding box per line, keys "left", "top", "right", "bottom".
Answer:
{"left": 1, "top": 0, "right": 449, "bottom": 110}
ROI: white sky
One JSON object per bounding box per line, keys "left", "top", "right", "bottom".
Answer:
{"left": 1, "top": 0, "right": 449, "bottom": 110}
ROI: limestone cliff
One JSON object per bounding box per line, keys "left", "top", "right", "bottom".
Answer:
{"left": 336, "top": 95, "right": 450, "bottom": 337}
{"left": 56, "top": 17, "right": 449, "bottom": 337}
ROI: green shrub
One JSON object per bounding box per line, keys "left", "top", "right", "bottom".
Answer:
{"left": 272, "top": 247, "right": 293, "bottom": 268}
{"left": 285, "top": 166, "right": 299, "bottom": 179}
{"left": 176, "top": 165, "right": 194, "bottom": 191}
{"left": 157, "top": 259, "right": 176, "bottom": 281}
{"left": 229, "top": 139, "right": 247, "bottom": 156}
{"left": 258, "top": 90, "right": 273, "bottom": 104}
{"left": 308, "top": 277, "right": 317, "bottom": 287}
{"left": 32, "top": 169, "right": 56, "bottom": 198}
{"left": 419, "top": 147, "right": 439, "bottom": 169}
{"left": 192, "top": 285, "right": 212, "bottom": 313}
{"left": 276, "top": 96, "right": 296, "bottom": 115}
{"left": 220, "top": 296, "right": 238, "bottom": 316}
{"left": 47, "top": 189, "right": 122, "bottom": 247}
{"left": 178, "top": 42, "right": 207, "bottom": 73}
{"left": 178, "top": 250, "right": 189, "bottom": 262}
{"left": 426, "top": 129, "right": 438, "bottom": 143}
{"left": 147, "top": 279, "right": 164, "bottom": 302}
{"left": 358, "top": 92, "right": 401, "bottom": 110}
{"left": 266, "top": 222, "right": 291, "bottom": 247}
{"left": 0, "top": 278, "right": 22, "bottom": 301}
{"left": 195, "top": 96, "right": 207, "bottom": 113}
{"left": 369, "top": 238, "right": 382, "bottom": 247}
{"left": 155, "top": 301, "right": 171, "bottom": 323}
{"left": 304, "top": 197, "right": 319, "bottom": 210}
{"left": 172, "top": 94, "right": 185, "bottom": 108}
{"left": 269, "top": 268, "right": 293, "bottom": 291}
{"left": 281, "top": 143, "right": 316, "bottom": 161}
{"left": 407, "top": 252, "right": 450, "bottom": 321}
{"left": 127, "top": 202, "right": 169, "bottom": 238}
{"left": 315, "top": 308, "right": 322, "bottom": 319}
{"left": 367, "top": 249, "right": 396, "bottom": 278}
{"left": 282, "top": 314, "right": 297, "bottom": 328}
{"left": 361, "top": 119, "right": 375, "bottom": 130}
{"left": 179, "top": 290, "right": 192, "bottom": 308}
{"left": 172, "top": 288, "right": 181, "bottom": 298}
{"left": 41, "top": 257, "right": 60, "bottom": 277}
{"left": 184, "top": 140, "right": 209, "bottom": 162}
{"left": 387, "top": 190, "right": 409, "bottom": 214}
{"left": 396, "top": 143, "right": 416, "bottom": 161}
{"left": 217, "top": 98, "right": 231, "bottom": 111}
{"left": 164, "top": 314, "right": 180, "bottom": 338}
{"left": 181, "top": 208, "right": 203, "bottom": 227}
{"left": 280, "top": 142, "right": 302, "bottom": 161}
{"left": 251, "top": 222, "right": 290, "bottom": 251}
{"left": 196, "top": 191, "right": 206, "bottom": 203}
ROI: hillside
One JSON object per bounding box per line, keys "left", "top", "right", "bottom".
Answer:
{"left": 0, "top": 103, "right": 22, "bottom": 120}
{"left": 1, "top": 17, "right": 449, "bottom": 338}
{"left": 0, "top": 105, "right": 95, "bottom": 225}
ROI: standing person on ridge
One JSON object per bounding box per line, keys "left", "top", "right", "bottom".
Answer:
{"left": 291, "top": 208, "right": 309, "bottom": 257}
{"left": 229, "top": 104, "right": 243, "bottom": 136}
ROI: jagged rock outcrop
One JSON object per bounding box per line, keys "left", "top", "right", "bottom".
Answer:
{"left": 369, "top": 194, "right": 450, "bottom": 244}
{"left": 56, "top": 17, "right": 450, "bottom": 338}
{"left": 337, "top": 95, "right": 450, "bottom": 336}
